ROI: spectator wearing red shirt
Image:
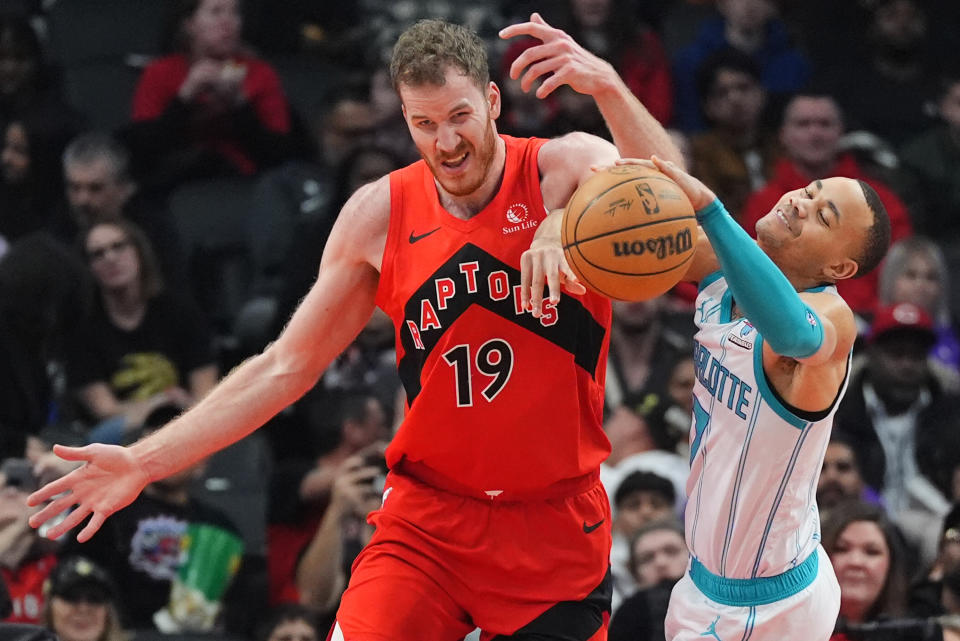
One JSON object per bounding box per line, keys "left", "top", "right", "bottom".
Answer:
{"left": 740, "top": 93, "right": 913, "bottom": 314}
{"left": 0, "top": 458, "right": 58, "bottom": 625}
{"left": 126, "top": 0, "right": 293, "bottom": 191}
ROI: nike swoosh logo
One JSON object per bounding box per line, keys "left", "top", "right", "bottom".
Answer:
{"left": 409, "top": 227, "right": 441, "bottom": 244}
{"left": 582, "top": 518, "right": 604, "bottom": 534}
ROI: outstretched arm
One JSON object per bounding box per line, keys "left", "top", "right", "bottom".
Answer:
{"left": 28, "top": 179, "right": 391, "bottom": 541}
{"left": 499, "top": 13, "right": 682, "bottom": 166}
{"left": 645, "top": 157, "right": 852, "bottom": 367}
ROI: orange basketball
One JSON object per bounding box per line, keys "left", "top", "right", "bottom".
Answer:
{"left": 561, "top": 165, "right": 697, "bottom": 301}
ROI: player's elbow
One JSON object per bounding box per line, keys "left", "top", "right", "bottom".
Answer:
{"left": 766, "top": 330, "right": 824, "bottom": 362}
{"left": 261, "top": 341, "right": 324, "bottom": 398}
{"left": 793, "top": 321, "right": 839, "bottom": 366}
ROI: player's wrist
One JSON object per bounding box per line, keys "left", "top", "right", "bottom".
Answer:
{"left": 695, "top": 199, "right": 726, "bottom": 225}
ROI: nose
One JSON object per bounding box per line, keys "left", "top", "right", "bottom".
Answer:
{"left": 436, "top": 123, "right": 460, "bottom": 153}
{"left": 788, "top": 196, "right": 810, "bottom": 219}
{"left": 845, "top": 549, "right": 870, "bottom": 568}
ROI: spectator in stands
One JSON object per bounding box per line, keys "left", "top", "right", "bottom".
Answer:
{"left": 125, "top": 0, "right": 293, "bottom": 192}
{"left": 43, "top": 556, "right": 124, "bottom": 641}
{"left": 740, "top": 92, "right": 913, "bottom": 314}
{"left": 834, "top": 303, "right": 959, "bottom": 563}
{"left": 60, "top": 404, "right": 239, "bottom": 630}
{"left": 267, "top": 145, "right": 405, "bottom": 334}
{"left": 600, "top": 297, "right": 694, "bottom": 487}
{"left": 50, "top": 132, "right": 187, "bottom": 287}
{"left": 0, "top": 13, "right": 81, "bottom": 134}
{"left": 671, "top": 0, "right": 810, "bottom": 132}
{"left": 628, "top": 518, "right": 688, "bottom": 590}
{"left": 0, "top": 233, "right": 88, "bottom": 457}
{"left": 605, "top": 298, "right": 694, "bottom": 415}
{"left": 496, "top": 36, "right": 561, "bottom": 140}
{"left": 689, "top": 48, "right": 776, "bottom": 221}
{"left": 365, "top": 66, "right": 417, "bottom": 165}
{"left": 878, "top": 236, "right": 960, "bottom": 387}
{"left": 295, "top": 446, "right": 386, "bottom": 616}
{"left": 245, "top": 1, "right": 367, "bottom": 63}
{"left": 608, "top": 519, "right": 686, "bottom": 641}
{"left": 500, "top": 0, "right": 672, "bottom": 140}
{"left": 267, "top": 390, "right": 389, "bottom": 604}
{"left": 910, "top": 504, "right": 960, "bottom": 620}
{"left": 818, "top": 431, "right": 885, "bottom": 523}
{"left": 66, "top": 220, "right": 217, "bottom": 440}
{"left": 823, "top": 501, "right": 912, "bottom": 640}
{"left": 554, "top": 0, "right": 673, "bottom": 125}
{"left": 0, "top": 110, "right": 76, "bottom": 247}
{"left": 943, "top": 568, "right": 960, "bottom": 641}
{"left": 0, "top": 458, "right": 58, "bottom": 625}
{"left": 899, "top": 69, "right": 960, "bottom": 242}
{"left": 609, "top": 470, "right": 677, "bottom": 609}
{"left": 819, "top": 0, "right": 937, "bottom": 149}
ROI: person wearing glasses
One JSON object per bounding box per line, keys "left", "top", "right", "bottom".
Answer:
{"left": 65, "top": 220, "right": 218, "bottom": 441}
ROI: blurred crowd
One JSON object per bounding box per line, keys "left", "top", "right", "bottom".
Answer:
{"left": 1, "top": 0, "right": 960, "bottom": 640}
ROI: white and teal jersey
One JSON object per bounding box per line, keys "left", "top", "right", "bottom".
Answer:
{"left": 685, "top": 272, "right": 849, "bottom": 580}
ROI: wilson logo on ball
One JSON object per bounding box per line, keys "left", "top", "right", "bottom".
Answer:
{"left": 561, "top": 166, "right": 696, "bottom": 301}
{"left": 611, "top": 228, "right": 693, "bottom": 259}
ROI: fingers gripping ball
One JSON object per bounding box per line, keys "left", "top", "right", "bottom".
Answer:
{"left": 561, "top": 166, "right": 697, "bottom": 301}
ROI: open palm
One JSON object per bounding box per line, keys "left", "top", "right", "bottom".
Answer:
{"left": 27, "top": 443, "right": 150, "bottom": 541}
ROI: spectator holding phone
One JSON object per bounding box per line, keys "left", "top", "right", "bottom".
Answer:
{"left": 295, "top": 448, "right": 386, "bottom": 615}
{"left": 125, "top": 0, "right": 293, "bottom": 191}
{"left": 0, "top": 458, "right": 58, "bottom": 625}
{"left": 266, "top": 390, "right": 389, "bottom": 604}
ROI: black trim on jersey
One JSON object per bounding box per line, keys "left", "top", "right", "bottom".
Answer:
{"left": 763, "top": 357, "right": 850, "bottom": 422}
{"left": 397, "top": 243, "right": 607, "bottom": 405}
{"left": 488, "top": 568, "right": 611, "bottom": 640}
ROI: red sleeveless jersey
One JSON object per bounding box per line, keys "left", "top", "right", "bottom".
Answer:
{"left": 376, "top": 135, "right": 612, "bottom": 495}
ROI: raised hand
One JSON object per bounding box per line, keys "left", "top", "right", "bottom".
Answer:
{"left": 499, "top": 13, "right": 618, "bottom": 99}
{"left": 26, "top": 443, "right": 151, "bottom": 542}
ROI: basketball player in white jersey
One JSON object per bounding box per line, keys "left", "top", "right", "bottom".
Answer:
{"left": 603, "top": 156, "right": 891, "bottom": 640}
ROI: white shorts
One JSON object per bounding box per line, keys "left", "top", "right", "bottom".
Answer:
{"left": 665, "top": 546, "right": 840, "bottom": 641}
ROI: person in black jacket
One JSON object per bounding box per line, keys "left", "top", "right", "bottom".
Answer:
{"left": 834, "top": 303, "right": 960, "bottom": 512}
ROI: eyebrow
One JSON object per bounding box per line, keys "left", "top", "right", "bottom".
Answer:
{"left": 814, "top": 179, "right": 841, "bottom": 222}
{"left": 408, "top": 101, "right": 472, "bottom": 121}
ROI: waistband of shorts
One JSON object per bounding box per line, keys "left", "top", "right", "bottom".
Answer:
{"left": 393, "top": 459, "right": 601, "bottom": 501}
{"left": 688, "top": 548, "right": 820, "bottom": 607}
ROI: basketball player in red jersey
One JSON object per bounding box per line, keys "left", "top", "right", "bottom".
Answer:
{"left": 27, "top": 15, "right": 682, "bottom": 641}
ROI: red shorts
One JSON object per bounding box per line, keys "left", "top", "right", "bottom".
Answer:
{"left": 331, "top": 468, "right": 612, "bottom": 641}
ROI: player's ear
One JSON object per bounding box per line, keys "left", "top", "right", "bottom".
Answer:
{"left": 488, "top": 81, "right": 501, "bottom": 119}
{"left": 826, "top": 257, "right": 858, "bottom": 281}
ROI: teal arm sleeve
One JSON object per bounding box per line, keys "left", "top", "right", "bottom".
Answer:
{"left": 697, "top": 199, "right": 824, "bottom": 358}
